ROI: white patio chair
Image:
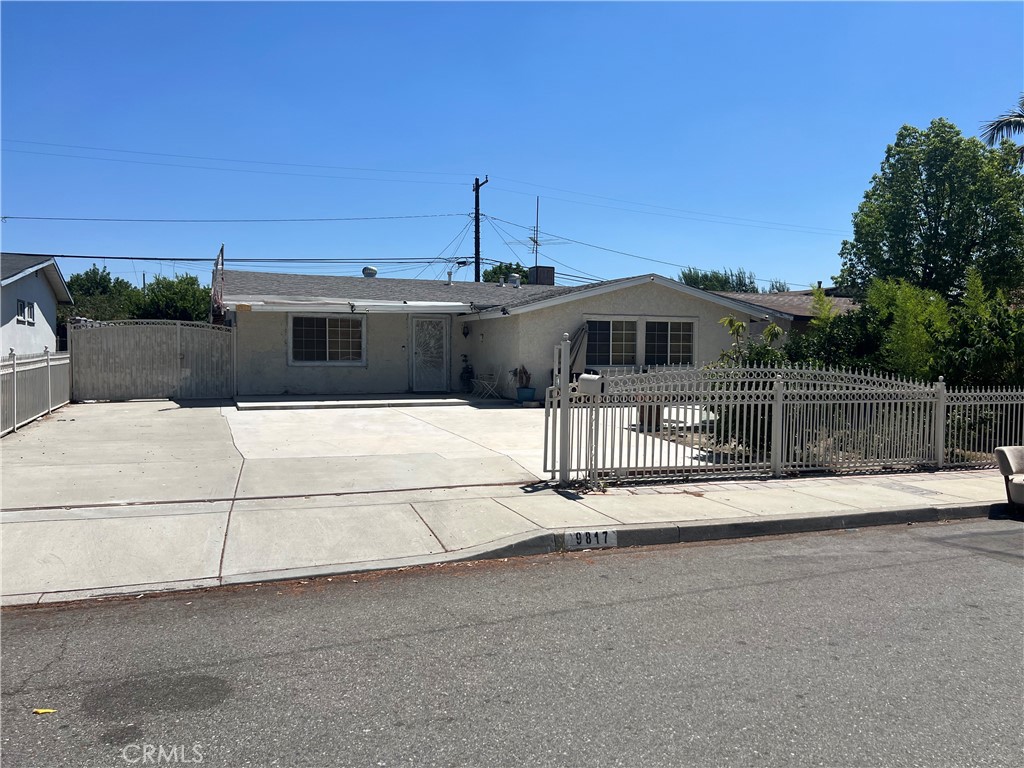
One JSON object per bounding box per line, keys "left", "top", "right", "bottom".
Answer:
{"left": 471, "top": 369, "right": 500, "bottom": 398}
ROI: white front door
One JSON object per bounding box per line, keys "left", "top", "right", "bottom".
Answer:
{"left": 411, "top": 317, "right": 449, "bottom": 392}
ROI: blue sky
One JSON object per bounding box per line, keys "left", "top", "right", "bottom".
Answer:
{"left": 2, "top": 1, "right": 1021, "bottom": 290}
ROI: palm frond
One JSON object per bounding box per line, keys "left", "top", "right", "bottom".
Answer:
{"left": 980, "top": 94, "right": 1024, "bottom": 146}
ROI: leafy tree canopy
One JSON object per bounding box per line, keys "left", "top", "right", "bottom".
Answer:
{"left": 137, "top": 274, "right": 210, "bottom": 321}
{"left": 482, "top": 262, "right": 529, "bottom": 283}
{"left": 60, "top": 266, "right": 210, "bottom": 323}
{"left": 61, "top": 265, "right": 141, "bottom": 323}
{"left": 679, "top": 267, "right": 788, "bottom": 293}
{"left": 835, "top": 118, "right": 1024, "bottom": 300}
{"left": 933, "top": 270, "right": 1024, "bottom": 387}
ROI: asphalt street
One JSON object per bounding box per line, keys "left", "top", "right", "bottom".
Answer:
{"left": 2, "top": 519, "right": 1022, "bottom": 768}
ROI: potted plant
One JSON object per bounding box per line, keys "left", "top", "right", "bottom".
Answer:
{"left": 511, "top": 364, "right": 535, "bottom": 402}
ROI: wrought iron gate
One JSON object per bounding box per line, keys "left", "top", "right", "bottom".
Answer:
{"left": 70, "top": 320, "right": 233, "bottom": 400}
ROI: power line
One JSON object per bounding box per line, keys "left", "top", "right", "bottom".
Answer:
{"left": 5, "top": 252, "right": 458, "bottom": 264}
{"left": 490, "top": 186, "right": 844, "bottom": 237}
{"left": 483, "top": 217, "right": 607, "bottom": 282}
{"left": 484, "top": 215, "right": 812, "bottom": 289}
{"left": 2, "top": 213, "right": 469, "bottom": 224}
{"left": 2, "top": 149, "right": 467, "bottom": 187}
{"left": 490, "top": 176, "right": 849, "bottom": 236}
{"left": 2, "top": 139, "right": 470, "bottom": 177}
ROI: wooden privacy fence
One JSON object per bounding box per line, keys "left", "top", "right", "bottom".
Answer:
{"left": 1, "top": 350, "right": 71, "bottom": 436}
{"left": 70, "top": 319, "right": 233, "bottom": 401}
{"left": 544, "top": 336, "right": 1024, "bottom": 485}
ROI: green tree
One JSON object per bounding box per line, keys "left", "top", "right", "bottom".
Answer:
{"left": 679, "top": 267, "right": 786, "bottom": 293}
{"left": 60, "top": 265, "right": 142, "bottom": 322}
{"left": 934, "top": 270, "right": 1024, "bottom": 386}
{"left": 835, "top": 118, "right": 1024, "bottom": 299}
{"left": 482, "top": 262, "right": 529, "bottom": 283}
{"left": 716, "top": 315, "right": 787, "bottom": 366}
{"left": 864, "top": 279, "right": 949, "bottom": 380}
{"left": 137, "top": 274, "right": 210, "bottom": 321}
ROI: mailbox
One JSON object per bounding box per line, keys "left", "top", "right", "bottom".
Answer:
{"left": 576, "top": 373, "right": 606, "bottom": 396}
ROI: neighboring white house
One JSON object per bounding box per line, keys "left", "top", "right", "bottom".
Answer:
{"left": 215, "top": 264, "right": 800, "bottom": 397}
{"left": 1, "top": 253, "right": 74, "bottom": 354}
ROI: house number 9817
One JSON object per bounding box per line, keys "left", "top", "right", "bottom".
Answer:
{"left": 565, "top": 530, "right": 617, "bottom": 550}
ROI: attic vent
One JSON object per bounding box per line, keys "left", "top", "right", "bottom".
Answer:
{"left": 510, "top": 274, "right": 522, "bottom": 288}
{"left": 362, "top": 266, "right": 378, "bottom": 278}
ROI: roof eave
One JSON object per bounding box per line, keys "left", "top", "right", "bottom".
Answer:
{"left": 476, "top": 274, "right": 794, "bottom": 321}
{"left": 0, "top": 259, "right": 74, "bottom": 304}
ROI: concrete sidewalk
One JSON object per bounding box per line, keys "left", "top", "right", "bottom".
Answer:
{"left": 1, "top": 401, "right": 1015, "bottom": 606}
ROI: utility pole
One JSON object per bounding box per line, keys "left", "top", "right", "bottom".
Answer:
{"left": 473, "top": 175, "right": 488, "bottom": 282}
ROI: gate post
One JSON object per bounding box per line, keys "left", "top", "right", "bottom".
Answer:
{"left": 45, "top": 347, "right": 52, "bottom": 414}
{"left": 10, "top": 349, "right": 17, "bottom": 432}
{"left": 176, "top": 321, "right": 182, "bottom": 398}
{"left": 934, "top": 376, "right": 946, "bottom": 468}
{"left": 771, "top": 373, "right": 783, "bottom": 477}
{"left": 558, "top": 332, "right": 571, "bottom": 486}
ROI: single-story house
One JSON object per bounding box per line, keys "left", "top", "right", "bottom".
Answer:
{"left": 1, "top": 253, "right": 74, "bottom": 355}
{"left": 714, "top": 287, "right": 857, "bottom": 334}
{"left": 215, "top": 264, "right": 808, "bottom": 397}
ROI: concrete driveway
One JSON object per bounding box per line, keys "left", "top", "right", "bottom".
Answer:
{"left": 1, "top": 400, "right": 547, "bottom": 510}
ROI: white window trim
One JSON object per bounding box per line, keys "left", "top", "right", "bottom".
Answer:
{"left": 287, "top": 312, "right": 368, "bottom": 367}
{"left": 584, "top": 314, "right": 698, "bottom": 369}
{"left": 641, "top": 316, "right": 698, "bottom": 367}
{"left": 16, "top": 299, "right": 35, "bottom": 325}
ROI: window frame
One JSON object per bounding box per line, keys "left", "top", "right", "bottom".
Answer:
{"left": 287, "top": 313, "right": 367, "bottom": 367}
{"left": 642, "top": 317, "right": 696, "bottom": 367}
{"left": 584, "top": 314, "right": 697, "bottom": 369}
{"left": 16, "top": 299, "right": 35, "bottom": 325}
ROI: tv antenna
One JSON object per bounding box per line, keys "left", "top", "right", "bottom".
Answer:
{"left": 505, "top": 197, "right": 569, "bottom": 266}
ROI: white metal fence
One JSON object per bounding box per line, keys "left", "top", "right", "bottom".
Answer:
{"left": 1, "top": 350, "right": 71, "bottom": 436}
{"left": 544, "top": 336, "right": 1024, "bottom": 484}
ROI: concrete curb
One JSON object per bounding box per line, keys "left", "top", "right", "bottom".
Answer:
{"left": 2, "top": 502, "right": 1007, "bottom": 609}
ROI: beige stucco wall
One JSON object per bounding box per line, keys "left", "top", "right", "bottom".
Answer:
{"left": 465, "top": 281, "right": 791, "bottom": 396}
{"left": 234, "top": 311, "right": 416, "bottom": 395}
{"left": 233, "top": 284, "right": 791, "bottom": 397}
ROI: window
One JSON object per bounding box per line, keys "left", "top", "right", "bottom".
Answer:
{"left": 16, "top": 300, "right": 34, "bottom": 325}
{"left": 290, "top": 315, "right": 364, "bottom": 364}
{"left": 585, "top": 317, "right": 695, "bottom": 368}
{"left": 586, "top": 319, "right": 637, "bottom": 366}
{"left": 645, "top": 321, "right": 694, "bottom": 366}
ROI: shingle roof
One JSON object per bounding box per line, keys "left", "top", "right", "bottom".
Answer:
{"left": 713, "top": 290, "right": 857, "bottom": 319}
{"left": 1, "top": 253, "right": 73, "bottom": 303}
{"left": 1, "top": 253, "right": 54, "bottom": 282}
{"left": 222, "top": 269, "right": 606, "bottom": 311}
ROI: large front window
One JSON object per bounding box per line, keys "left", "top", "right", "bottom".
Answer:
{"left": 586, "top": 320, "right": 637, "bottom": 366}
{"left": 644, "top": 321, "right": 693, "bottom": 366}
{"left": 291, "top": 315, "right": 364, "bottom": 363}
{"left": 585, "top": 318, "right": 695, "bottom": 368}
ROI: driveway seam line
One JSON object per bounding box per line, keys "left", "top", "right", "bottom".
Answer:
{"left": 3, "top": 480, "right": 543, "bottom": 514}
{"left": 218, "top": 409, "right": 248, "bottom": 584}
{"left": 409, "top": 502, "right": 449, "bottom": 553}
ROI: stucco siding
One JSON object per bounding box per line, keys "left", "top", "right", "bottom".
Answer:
{"left": 0, "top": 271, "right": 59, "bottom": 354}
{"left": 489, "top": 281, "right": 788, "bottom": 384}
{"left": 234, "top": 311, "right": 414, "bottom": 395}
{"left": 461, "top": 314, "right": 523, "bottom": 397}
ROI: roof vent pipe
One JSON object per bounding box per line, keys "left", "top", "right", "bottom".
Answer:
{"left": 499, "top": 277, "right": 505, "bottom": 287}
{"left": 510, "top": 274, "right": 521, "bottom": 288}
{"left": 362, "top": 266, "right": 378, "bottom": 278}
{"left": 446, "top": 270, "right": 453, "bottom": 285}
